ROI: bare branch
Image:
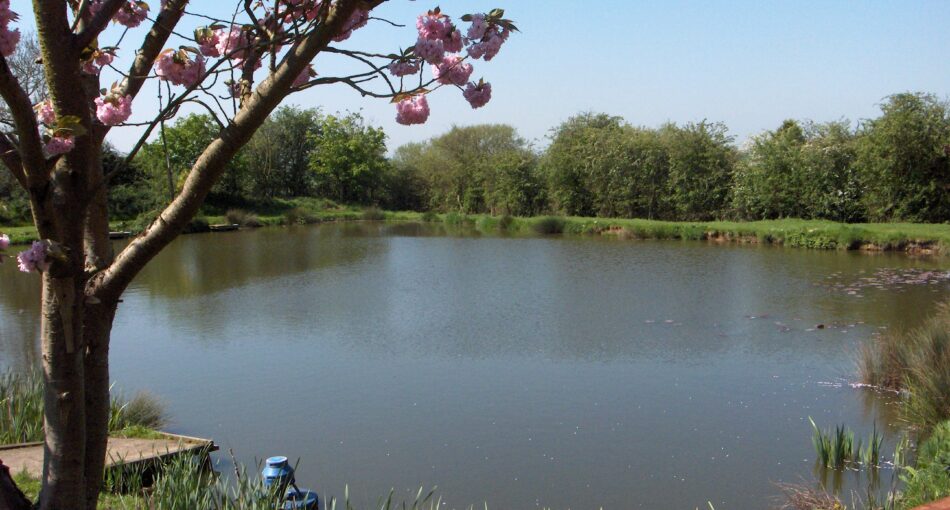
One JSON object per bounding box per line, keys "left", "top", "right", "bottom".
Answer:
{"left": 98, "top": 0, "right": 371, "bottom": 300}
{"left": 74, "top": 0, "right": 126, "bottom": 51}
{"left": 0, "top": 55, "right": 46, "bottom": 181}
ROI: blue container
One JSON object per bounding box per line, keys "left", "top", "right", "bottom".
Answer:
{"left": 262, "top": 456, "right": 295, "bottom": 492}
{"left": 284, "top": 488, "right": 320, "bottom": 510}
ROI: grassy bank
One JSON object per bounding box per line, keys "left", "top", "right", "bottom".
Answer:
{"left": 2, "top": 198, "right": 950, "bottom": 255}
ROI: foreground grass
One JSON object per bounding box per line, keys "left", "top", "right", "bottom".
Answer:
{"left": 1, "top": 370, "right": 166, "bottom": 444}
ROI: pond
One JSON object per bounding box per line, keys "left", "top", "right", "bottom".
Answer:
{"left": 2, "top": 223, "right": 949, "bottom": 509}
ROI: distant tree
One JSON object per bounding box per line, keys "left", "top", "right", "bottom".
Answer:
{"left": 661, "top": 121, "right": 736, "bottom": 221}
{"left": 541, "top": 113, "right": 623, "bottom": 216}
{"left": 395, "top": 124, "right": 540, "bottom": 215}
{"left": 731, "top": 119, "right": 808, "bottom": 219}
{"left": 733, "top": 119, "right": 862, "bottom": 221}
{"left": 309, "top": 113, "right": 390, "bottom": 204}
{"left": 245, "top": 106, "right": 322, "bottom": 199}
{"left": 856, "top": 93, "right": 950, "bottom": 222}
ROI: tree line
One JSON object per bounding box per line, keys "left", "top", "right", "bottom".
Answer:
{"left": 2, "top": 92, "right": 948, "bottom": 225}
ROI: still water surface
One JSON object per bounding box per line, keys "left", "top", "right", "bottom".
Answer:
{"left": 2, "top": 223, "right": 949, "bottom": 509}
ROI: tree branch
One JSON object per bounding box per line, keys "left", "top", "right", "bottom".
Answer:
{"left": 74, "top": 0, "right": 126, "bottom": 51}
{"left": 97, "top": 0, "right": 370, "bottom": 300}
{"left": 0, "top": 55, "right": 46, "bottom": 183}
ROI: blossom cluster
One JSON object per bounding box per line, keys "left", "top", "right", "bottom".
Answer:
{"left": 34, "top": 100, "right": 76, "bottom": 157}
{"left": 82, "top": 49, "right": 115, "bottom": 75}
{"left": 88, "top": 0, "right": 148, "bottom": 28}
{"left": 16, "top": 241, "right": 50, "bottom": 273}
{"left": 94, "top": 88, "right": 133, "bottom": 125}
{"left": 0, "top": 0, "right": 20, "bottom": 57}
{"left": 395, "top": 95, "right": 430, "bottom": 125}
{"left": 154, "top": 48, "right": 206, "bottom": 87}
{"left": 392, "top": 9, "right": 513, "bottom": 124}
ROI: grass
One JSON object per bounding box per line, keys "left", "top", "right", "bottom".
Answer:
{"left": 12, "top": 450, "right": 477, "bottom": 510}
{"left": 3, "top": 201, "right": 950, "bottom": 255}
{"left": 0, "top": 370, "right": 167, "bottom": 444}
{"left": 860, "top": 300, "right": 950, "bottom": 429}
{"left": 900, "top": 420, "right": 950, "bottom": 508}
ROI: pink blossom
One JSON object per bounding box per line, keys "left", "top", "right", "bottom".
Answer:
{"left": 416, "top": 12, "right": 450, "bottom": 40}
{"left": 94, "top": 93, "right": 132, "bottom": 125}
{"left": 332, "top": 8, "right": 369, "bottom": 42}
{"left": 467, "top": 14, "right": 488, "bottom": 40}
{"left": 463, "top": 81, "right": 491, "bottom": 109}
{"left": 467, "top": 26, "right": 509, "bottom": 61}
{"left": 0, "top": 0, "right": 18, "bottom": 27}
{"left": 227, "top": 80, "right": 242, "bottom": 98}
{"left": 292, "top": 65, "right": 316, "bottom": 88}
{"left": 215, "top": 28, "right": 259, "bottom": 69}
{"left": 113, "top": 1, "right": 148, "bottom": 28}
{"left": 44, "top": 135, "right": 74, "bottom": 157}
{"left": 16, "top": 241, "right": 49, "bottom": 273}
{"left": 0, "top": 234, "right": 9, "bottom": 251}
{"left": 414, "top": 9, "right": 461, "bottom": 62}
{"left": 413, "top": 37, "right": 444, "bottom": 65}
{"left": 395, "top": 95, "right": 430, "bottom": 126}
{"left": 195, "top": 29, "right": 220, "bottom": 57}
{"left": 442, "top": 29, "right": 462, "bottom": 53}
{"left": 154, "top": 49, "right": 206, "bottom": 87}
{"left": 35, "top": 100, "right": 55, "bottom": 126}
{"left": 0, "top": 26, "right": 18, "bottom": 57}
{"left": 388, "top": 60, "right": 420, "bottom": 77}
{"left": 82, "top": 49, "right": 114, "bottom": 75}
{"left": 431, "top": 55, "right": 472, "bottom": 86}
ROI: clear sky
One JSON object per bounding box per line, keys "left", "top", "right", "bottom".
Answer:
{"left": 9, "top": 1, "right": 950, "bottom": 152}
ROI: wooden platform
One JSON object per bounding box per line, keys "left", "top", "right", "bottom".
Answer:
{"left": 0, "top": 433, "right": 216, "bottom": 479}
{"left": 916, "top": 497, "right": 950, "bottom": 510}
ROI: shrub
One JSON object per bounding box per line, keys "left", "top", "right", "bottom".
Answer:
{"left": 183, "top": 216, "right": 210, "bottom": 233}
{"left": 420, "top": 210, "right": 439, "bottom": 222}
{"left": 361, "top": 207, "right": 386, "bottom": 221}
{"left": 284, "top": 207, "right": 317, "bottom": 225}
{"left": 498, "top": 214, "right": 514, "bottom": 231}
{"left": 532, "top": 216, "right": 566, "bottom": 235}
{"left": 225, "top": 209, "right": 263, "bottom": 227}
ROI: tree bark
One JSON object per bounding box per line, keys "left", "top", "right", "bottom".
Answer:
{"left": 80, "top": 302, "right": 117, "bottom": 510}
{"left": 40, "top": 275, "right": 87, "bottom": 510}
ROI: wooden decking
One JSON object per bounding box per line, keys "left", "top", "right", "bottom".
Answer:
{"left": 0, "top": 433, "right": 216, "bottom": 479}
{"left": 916, "top": 497, "right": 950, "bottom": 510}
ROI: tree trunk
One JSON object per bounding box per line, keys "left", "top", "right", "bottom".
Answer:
{"left": 39, "top": 275, "right": 87, "bottom": 510}
{"left": 81, "top": 302, "right": 117, "bottom": 510}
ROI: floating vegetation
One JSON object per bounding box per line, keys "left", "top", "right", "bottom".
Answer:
{"left": 819, "top": 268, "right": 950, "bottom": 297}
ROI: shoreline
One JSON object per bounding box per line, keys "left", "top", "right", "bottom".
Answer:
{"left": 2, "top": 209, "right": 949, "bottom": 256}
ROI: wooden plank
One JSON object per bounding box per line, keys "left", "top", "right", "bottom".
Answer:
{"left": 0, "top": 433, "right": 215, "bottom": 480}
{"left": 915, "top": 497, "right": 950, "bottom": 510}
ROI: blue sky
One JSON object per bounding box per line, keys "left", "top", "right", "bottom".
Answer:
{"left": 9, "top": 1, "right": 950, "bottom": 152}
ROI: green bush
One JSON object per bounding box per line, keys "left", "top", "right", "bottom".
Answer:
{"left": 361, "top": 207, "right": 386, "bottom": 221}
{"left": 533, "top": 216, "right": 566, "bottom": 234}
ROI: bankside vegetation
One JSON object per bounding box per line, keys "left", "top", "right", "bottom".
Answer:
{"left": 7, "top": 93, "right": 948, "bottom": 231}
{"left": 1, "top": 371, "right": 166, "bottom": 445}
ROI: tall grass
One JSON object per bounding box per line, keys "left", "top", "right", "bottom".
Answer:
{"left": 0, "top": 370, "right": 43, "bottom": 444}
{"left": 860, "top": 301, "right": 950, "bottom": 429}
{"left": 0, "top": 370, "right": 167, "bottom": 444}
{"left": 809, "top": 418, "right": 886, "bottom": 469}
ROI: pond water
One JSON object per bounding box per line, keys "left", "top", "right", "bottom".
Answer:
{"left": 2, "top": 223, "right": 949, "bottom": 509}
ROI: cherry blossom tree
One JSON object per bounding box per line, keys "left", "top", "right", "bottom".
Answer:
{"left": 0, "top": 1, "right": 515, "bottom": 508}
